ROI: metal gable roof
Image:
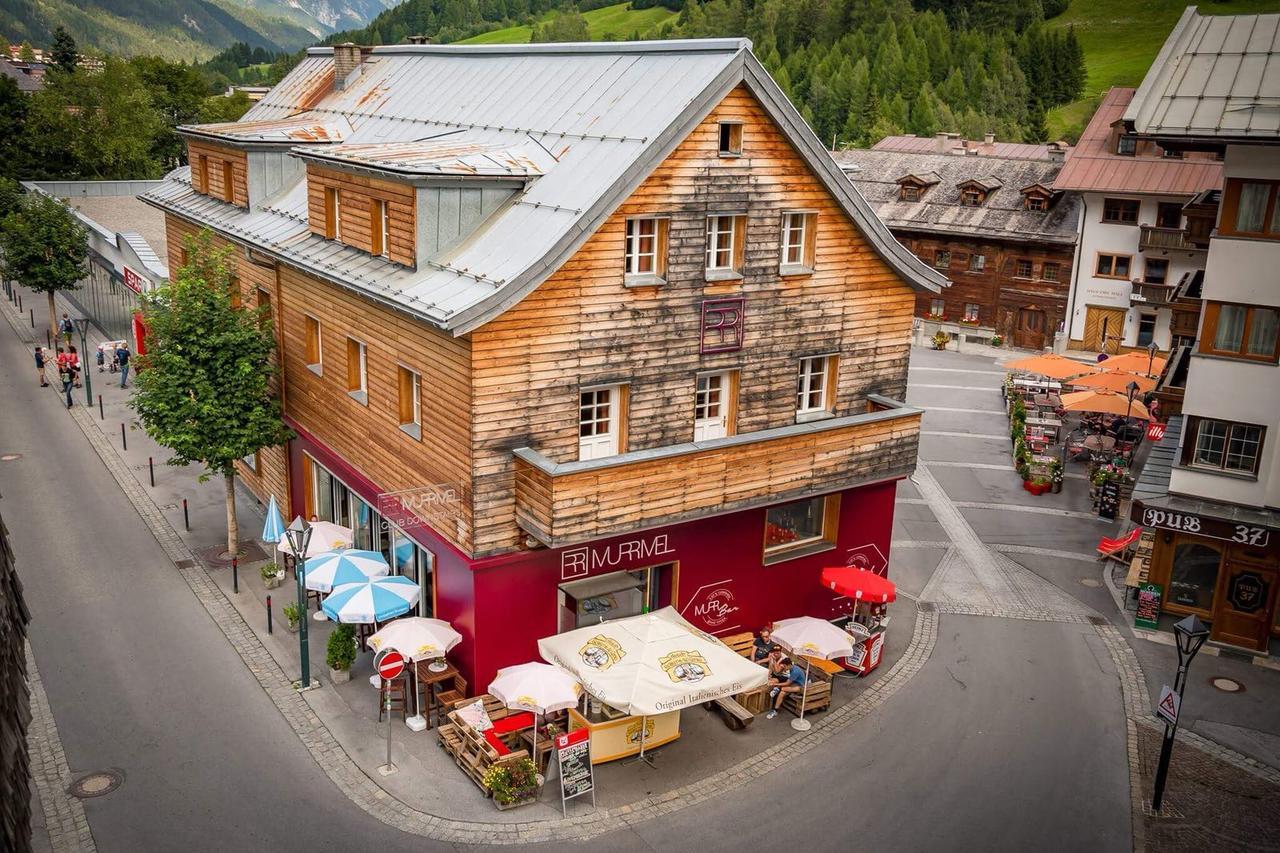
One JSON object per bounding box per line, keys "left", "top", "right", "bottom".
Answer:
{"left": 143, "top": 40, "right": 944, "bottom": 336}
{"left": 1126, "top": 7, "right": 1280, "bottom": 140}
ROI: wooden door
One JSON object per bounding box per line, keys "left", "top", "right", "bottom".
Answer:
{"left": 1211, "top": 562, "right": 1276, "bottom": 651}
{"left": 1084, "top": 307, "right": 1126, "bottom": 353}
{"left": 1014, "top": 308, "right": 1047, "bottom": 349}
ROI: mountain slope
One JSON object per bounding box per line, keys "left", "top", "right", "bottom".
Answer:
{"left": 0, "top": 0, "right": 317, "bottom": 59}
{"left": 226, "top": 0, "right": 404, "bottom": 38}
{"left": 457, "top": 3, "right": 679, "bottom": 44}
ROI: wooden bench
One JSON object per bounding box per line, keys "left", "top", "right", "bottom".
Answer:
{"left": 782, "top": 679, "right": 832, "bottom": 717}
{"left": 720, "top": 632, "right": 756, "bottom": 659}
{"left": 436, "top": 696, "right": 533, "bottom": 795}
{"left": 712, "top": 695, "right": 755, "bottom": 730}
{"left": 736, "top": 684, "right": 769, "bottom": 715}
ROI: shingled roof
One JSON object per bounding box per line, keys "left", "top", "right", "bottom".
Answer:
{"left": 833, "top": 145, "right": 1081, "bottom": 245}
{"left": 142, "top": 40, "right": 945, "bottom": 335}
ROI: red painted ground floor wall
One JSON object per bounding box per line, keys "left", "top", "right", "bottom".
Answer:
{"left": 286, "top": 426, "right": 901, "bottom": 691}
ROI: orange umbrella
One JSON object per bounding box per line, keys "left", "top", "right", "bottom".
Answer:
{"left": 1060, "top": 389, "right": 1150, "bottom": 420}
{"left": 1099, "top": 351, "right": 1167, "bottom": 377}
{"left": 1003, "top": 353, "right": 1097, "bottom": 381}
{"left": 1070, "top": 369, "right": 1157, "bottom": 395}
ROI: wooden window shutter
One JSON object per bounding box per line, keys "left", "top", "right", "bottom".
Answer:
{"left": 397, "top": 366, "right": 414, "bottom": 424}
{"left": 804, "top": 213, "right": 818, "bottom": 268}
{"left": 732, "top": 215, "right": 746, "bottom": 270}
{"left": 305, "top": 316, "right": 321, "bottom": 365}
{"left": 656, "top": 218, "right": 669, "bottom": 278}
{"left": 346, "top": 338, "right": 361, "bottom": 391}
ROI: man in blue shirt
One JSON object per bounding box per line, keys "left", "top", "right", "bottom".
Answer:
{"left": 765, "top": 658, "right": 807, "bottom": 719}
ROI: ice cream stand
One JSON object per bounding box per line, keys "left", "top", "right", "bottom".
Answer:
{"left": 820, "top": 567, "right": 896, "bottom": 677}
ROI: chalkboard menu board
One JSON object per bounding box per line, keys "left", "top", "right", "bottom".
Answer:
{"left": 1098, "top": 480, "right": 1120, "bottom": 520}
{"left": 1135, "top": 583, "right": 1162, "bottom": 630}
{"left": 555, "top": 728, "right": 595, "bottom": 816}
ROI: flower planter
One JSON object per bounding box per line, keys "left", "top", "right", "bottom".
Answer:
{"left": 1026, "top": 482, "right": 1049, "bottom": 496}
{"left": 286, "top": 621, "right": 300, "bottom": 634}
{"left": 494, "top": 792, "right": 538, "bottom": 811}
{"left": 263, "top": 573, "right": 283, "bottom": 590}
{"left": 328, "top": 666, "right": 351, "bottom": 684}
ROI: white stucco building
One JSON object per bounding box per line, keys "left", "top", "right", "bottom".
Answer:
{"left": 1054, "top": 87, "right": 1221, "bottom": 356}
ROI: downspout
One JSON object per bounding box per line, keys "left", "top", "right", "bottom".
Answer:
{"left": 1062, "top": 195, "right": 1088, "bottom": 353}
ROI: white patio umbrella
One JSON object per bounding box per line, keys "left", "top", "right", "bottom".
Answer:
{"left": 276, "top": 521, "right": 353, "bottom": 557}
{"left": 770, "top": 616, "right": 855, "bottom": 732}
{"left": 489, "top": 662, "right": 582, "bottom": 779}
{"left": 368, "top": 617, "right": 463, "bottom": 730}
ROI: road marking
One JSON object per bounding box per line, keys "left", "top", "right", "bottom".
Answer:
{"left": 909, "top": 384, "right": 994, "bottom": 391}
{"left": 920, "top": 430, "right": 1008, "bottom": 440}
{"left": 923, "top": 406, "right": 1006, "bottom": 414}
{"left": 909, "top": 367, "right": 1006, "bottom": 375}
{"left": 923, "top": 460, "right": 1088, "bottom": 480}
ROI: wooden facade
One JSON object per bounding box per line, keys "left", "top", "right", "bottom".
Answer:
{"left": 898, "top": 233, "right": 1074, "bottom": 350}
{"left": 187, "top": 140, "right": 248, "bottom": 209}
{"left": 171, "top": 84, "right": 923, "bottom": 561}
{"left": 469, "top": 85, "right": 918, "bottom": 555}
{"left": 305, "top": 165, "right": 417, "bottom": 267}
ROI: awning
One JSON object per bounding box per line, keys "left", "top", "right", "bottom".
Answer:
{"left": 820, "top": 567, "right": 897, "bottom": 603}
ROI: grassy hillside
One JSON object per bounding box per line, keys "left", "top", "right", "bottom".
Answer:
{"left": 457, "top": 2, "right": 678, "bottom": 45}
{"left": 1047, "top": 0, "right": 1280, "bottom": 140}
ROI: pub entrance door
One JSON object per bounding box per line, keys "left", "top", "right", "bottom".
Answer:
{"left": 1211, "top": 561, "right": 1276, "bottom": 651}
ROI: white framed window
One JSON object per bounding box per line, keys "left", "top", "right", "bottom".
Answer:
{"left": 780, "top": 212, "right": 815, "bottom": 272}
{"left": 579, "top": 384, "right": 626, "bottom": 461}
{"left": 796, "top": 355, "right": 835, "bottom": 417}
{"left": 624, "top": 216, "right": 667, "bottom": 283}
{"left": 694, "top": 371, "right": 735, "bottom": 441}
{"left": 346, "top": 337, "right": 367, "bottom": 403}
{"left": 706, "top": 214, "right": 740, "bottom": 274}
{"left": 969, "top": 254, "right": 985, "bottom": 272}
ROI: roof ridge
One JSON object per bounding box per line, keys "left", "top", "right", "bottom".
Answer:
{"left": 307, "top": 39, "right": 752, "bottom": 58}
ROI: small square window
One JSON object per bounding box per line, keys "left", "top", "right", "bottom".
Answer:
{"left": 718, "top": 121, "right": 743, "bottom": 157}
{"left": 1025, "top": 194, "right": 1048, "bottom": 211}
{"left": 960, "top": 188, "right": 984, "bottom": 207}
{"left": 780, "top": 212, "right": 816, "bottom": 272}
{"left": 1041, "top": 262, "right": 1059, "bottom": 282}
{"left": 1014, "top": 259, "right": 1033, "bottom": 279}
{"left": 705, "top": 214, "right": 745, "bottom": 276}
{"left": 900, "top": 185, "right": 922, "bottom": 202}
{"left": 1116, "top": 135, "right": 1137, "bottom": 156}
{"left": 764, "top": 495, "right": 839, "bottom": 561}
{"left": 796, "top": 355, "right": 836, "bottom": 416}
{"left": 969, "top": 254, "right": 986, "bottom": 272}
{"left": 624, "top": 216, "right": 668, "bottom": 283}
{"left": 963, "top": 303, "right": 980, "bottom": 323}
{"left": 933, "top": 250, "right": 951, "bottom": 269}
{"left": 1102, "top": 198, "right": 1140, "bottom": 224}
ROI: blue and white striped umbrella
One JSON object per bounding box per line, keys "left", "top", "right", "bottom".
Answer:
{"left": 261, "top": 495, "right": 285, "bottom": 544}
{"left": 303, "top": 549, "right": 390, "bottom": 594}
{"left": 322, "top": 576, "right": 421, "bottom": 624}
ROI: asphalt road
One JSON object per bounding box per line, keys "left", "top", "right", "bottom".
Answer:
{"left": 1, "top": 317, "right": 1131, "bottom": 852}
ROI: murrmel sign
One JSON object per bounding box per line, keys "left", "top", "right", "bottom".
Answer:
{"left": 1139, "top": 506, "right": 1271, "bottom": 548}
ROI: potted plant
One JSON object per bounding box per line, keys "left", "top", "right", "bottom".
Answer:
{"left": 1049, "top": 459, "right": 1064, "bottom": 494}
{"left": 990, "top": 334, "right": 1004, "bottom": 347}
{"left": 931, "top": 330, "right": 950, "bottom": 350}
{"left": 1027, "top": 476, "right": 1050, "bottom": 496}
{"left": 284, "top": 601, "right": 301, "bottom": 633}
{"left": 261, "top": 563, "right": 284, "bottom": 589}
{"left": 484, "top": 757, "right": 540, "bottom": 810}
{"left": 326, "top": 623, "right": 356, "bottom": 684}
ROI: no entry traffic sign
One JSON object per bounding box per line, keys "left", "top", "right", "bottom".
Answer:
{"left": 375, "top": 649, "right": 405, "bottom": 682}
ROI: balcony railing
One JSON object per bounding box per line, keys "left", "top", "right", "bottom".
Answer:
{"left": 512, "top": 398, "right": 922, "bottom": 548}
{"left": 1139, "top": 224, "right": 1205, "bottom": 253}
{"left": 1130, "top": 280, "right": 1176, "bottom": 306}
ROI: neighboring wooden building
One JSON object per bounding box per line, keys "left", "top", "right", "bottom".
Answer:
{"left": 0, "top": 513, "right": 32, "bottom": 853}
{"left": 143, "top": 40, "right": 947, "bottom": 687}
{"left": 834, "top": 134, "right": 1079, "bottom": 350}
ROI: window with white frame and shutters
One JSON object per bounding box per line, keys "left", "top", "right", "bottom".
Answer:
{"left": 780, "top": 212, "right": 815, "bottom": 273}
{"left": 579, "top": 385, "right": 626, "bottom": 461}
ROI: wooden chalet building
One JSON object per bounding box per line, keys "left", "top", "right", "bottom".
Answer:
{"left": 834, "top": 134, "right": 1079, "bottom": 350}
{"left": 142, "top": 40, "right": 947, "bottom": 687}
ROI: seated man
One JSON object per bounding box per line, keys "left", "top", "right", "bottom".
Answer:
{"left": 752, "top": 627, "right": 774, "bottom": 662}
{"left": 763, "top": 646, "right": 787, "bottom": 684}
{"left": 766, "top": 658, "right": 807, "bottom": 719}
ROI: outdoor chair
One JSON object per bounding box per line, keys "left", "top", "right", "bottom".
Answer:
{"left": 377, "top": 677, "right": 408, "bottom": 722}
{"left": 1097, "top": 527, "right": 1143, "bottom": 564}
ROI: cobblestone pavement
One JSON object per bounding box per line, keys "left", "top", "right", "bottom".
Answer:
{"left": 24, "top": 644, "right": 96, "bottom": 853}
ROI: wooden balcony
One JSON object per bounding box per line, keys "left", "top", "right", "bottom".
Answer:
{"left": 512, "top": 399, "right": 922, "bottom": 548}
{"left": 1130, "top": 280, "right": 1176, "bottom": 306}
{"left": 1139, "top": 224, "right": 1204, "bottom": 253}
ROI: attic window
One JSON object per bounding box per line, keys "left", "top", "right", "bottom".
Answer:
{"left": 960, "top": 188, "right": 985, "bottom": 207}
{"left": 901, "top": 185, "right": 922, "bottom": 202}
{"left": 718, "top": 122, "right": 743, "bottom": 157}
{"left": 1116, "top": 135, "right": 1137, "bottom": 156}
{"left": 1025, "top": 195, "right": 1048, "bottom": 212}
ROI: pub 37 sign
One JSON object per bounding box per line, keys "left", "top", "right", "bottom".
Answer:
{"left": 1140, "top": 507, "right": 1270, "bottom": 547}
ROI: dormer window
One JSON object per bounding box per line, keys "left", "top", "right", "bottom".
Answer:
{"left": 896, "top": 172, "right": 939, "bottom": 202}
{"left": 1116, "top": 135, "right": 1137, "bottom": 156}
{"left": 960, "top": 188, "right": 984, "bottom": 207}
{"left": 901, "top": 185, "right": 922, "bottom": 202}
{"left": 1026, "top": 195, "right": 1047, "bottom": 212}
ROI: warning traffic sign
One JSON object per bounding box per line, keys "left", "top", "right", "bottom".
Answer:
{"left": 1156, "top": 684, "right": 1180, "bottom": 726}
{"left": 375, "top": 649, "right": 405, "bottom": 683}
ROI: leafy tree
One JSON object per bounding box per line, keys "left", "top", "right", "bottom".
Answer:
{"left": 0, "top": 76, "right": 29, "bottom": 180}
{"left": 0, "top": 192, "right": 88, "bottom": 345}
{"left": 198, "top": 91, "right": 254, "bottom": 125}
{"left": 531, "top": 8, "right": 591, "bottom": 42}
{"left": 24, "top": 60, "right": 166, "bottom": 180}
{"left": 132, "top": 232, "right": 292, "bottom": 558}
{"left": 51, "top": 26, "right": 78, "bottom": 74}
{"left": 131, "top": 57, "right": 210, "bottom": 169}
{"left": 0, "top": 178, "right": 23, "bottom": 218}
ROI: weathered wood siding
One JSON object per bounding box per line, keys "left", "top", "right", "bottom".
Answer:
{"left": 187, "top": 140, "right": 248, "bottom": 208}
{"left": 305, "top": 165, "right": 416, "bottom": 267}
{"left": 515, "top": 412, "right": 921, "bottom": 547}
{"left": 470, "top": 84, "right": 920, "bottom": 556}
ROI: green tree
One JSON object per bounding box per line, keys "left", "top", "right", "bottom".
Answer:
{"left": 51, "top": 26, "right": 78, "bottom": 75}
{"left": 18, "top": 43, "right": 35, "bottom": 63}
{"left": 24, "top": 60, "right": 166, "bottom": 180}
{"left": 0, "top": 178, "right": 23, "bottom": 218}
{"left": 131, "top": 56, "right": 210, "bottom": 169}
{"left": 530, "top": 8, "right": 591, "bottom": 42}
{"left": 0, "top": 76, "right": 29, "bottom": 180}
{"left": 132, "top": 232, "right": 292, "bottom": 558}
{"left": 0, "top": 192, "right": 88, "bottom": 345}
{"left": 198, "top": 91, "right": 253, "bottom": 124}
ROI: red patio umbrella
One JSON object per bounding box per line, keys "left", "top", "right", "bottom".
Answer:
{"left": 820, "top": 567, "right": 897, "bottom": 603}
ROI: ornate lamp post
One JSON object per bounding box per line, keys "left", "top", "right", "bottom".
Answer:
{"left": 1125, "top": 379, "right": 1141, "bottom": 465}
{"left": 1147, "top": 340, "right": 1159, "bottom": 377}
{"left": 1151, "top": 614, "right": 1210, "bottom": 812}
{"left": 284, "top": 516, "right": 314, "bottom": 690}
{"left": 72, "top": 317, "right": 92, "bottom": 405}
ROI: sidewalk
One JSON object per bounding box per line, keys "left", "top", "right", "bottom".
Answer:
{"left": 3, "top": 283, "right": 935, "bottom": 840}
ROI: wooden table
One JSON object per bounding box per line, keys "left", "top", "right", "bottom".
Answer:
{"left": 800, "top": 656, "right": 844, "bottom": 679}
{"left": 413, "top": 660, "right": 463, "bottom": 730}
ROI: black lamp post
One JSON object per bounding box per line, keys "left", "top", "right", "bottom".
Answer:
{"left": 72, "top": 317, "right": 92, "bottom": 405}
{"left": 1146, "top": 340, "right": 1159, "bottom": 377}
{"left": 1124, "top": 379, "right": 1141, "bottom": 464}
{"left": 1151, "top": 614, "right": 1210, "bottom": 812}
{"left": 284, "top": 516, "right": 313, "bottom": 690}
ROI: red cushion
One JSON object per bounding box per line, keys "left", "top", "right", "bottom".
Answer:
{"left": 483, "top": 730, "right": 510, "bottom": 756}
{"left": 490, "top": 711, "right": 535, "bottom": 735}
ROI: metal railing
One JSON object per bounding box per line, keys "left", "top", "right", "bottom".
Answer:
{"left": 1139, "top": 225, "right": 1204, "bottom": 253}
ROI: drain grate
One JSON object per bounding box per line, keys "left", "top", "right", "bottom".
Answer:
{"left": 1087, "top": 615, "right": 1107, "bottom": 626}
{"left": 1210, "top": 676, "right": 1244, "bottom": 693}
{"left": 68, "top": 769, "right": 123, "bottom": 799}
{"left": 918, "top": 602, "right": 936, "bottom": 613}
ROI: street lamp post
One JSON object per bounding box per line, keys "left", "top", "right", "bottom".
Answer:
{"left": 72, "top": 317, "right": 92, "bottom": 406}
{"left": 284, "top": 517, "right": 314, "bottom": 690}
{"left": 1151, "top": 614, "right": 1209, "bottom": 812}
{"left": 1125, "top": 379, "right": 1140, "bottom": 465}
{"left": 1146, "top": 340, "right": 1158, "bottom": 377}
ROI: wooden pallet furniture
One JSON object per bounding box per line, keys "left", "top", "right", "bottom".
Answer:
{"left": 782, "top": 679, "right": 832, "bottom": 716}
{"left": 436, "top": 695, "right": 534, "bottom": 795}
{"left": 720, "top": 632, "right": 755, "bottom": 658}
{"left": 712, "top": 695, "right": 755, "bottom": 730}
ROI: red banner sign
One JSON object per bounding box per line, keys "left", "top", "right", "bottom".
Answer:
{"left": 1146, "top": 422, "right": 1166, "bottom": 441}
{"left": 122, "top": 266, "right": 146, "bottom": 295}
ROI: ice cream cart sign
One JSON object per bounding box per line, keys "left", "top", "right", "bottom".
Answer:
{"left": 1135, "top": 583, "right": 1162, "bottom": 630}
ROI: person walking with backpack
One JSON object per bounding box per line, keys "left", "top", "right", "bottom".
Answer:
{"left": 34, "top": 346, "right": 48, "bottom": 387}
{"left": 58, "top": 359, "right": 74, "bottom": 408}
{"left": 116, "top": 342, "right": 131, "bottom": 388}
{"left": 58, "top": 313, "right": 74, "bottom": 346}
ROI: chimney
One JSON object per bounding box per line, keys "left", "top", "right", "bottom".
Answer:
{"left": 333, "top": 43, "right": 365, "bottom": 90}
{"left": 407, "top": 35, "right": 431, "bottom": 45}
{"left": 982, "top": 132, "right": 995, "bottom": 155}
{"left": 934, "top": 132, "right": 951, "bottom": 154}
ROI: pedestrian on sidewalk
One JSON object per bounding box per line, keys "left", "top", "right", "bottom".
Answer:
{"left": 34, "top": 346, "right": 48, "bottom": 387}
{"left": 96, "top": 345, "right": 105, "bottom": 372}
{"left": 55, "top": 346, "right": 68, "bottom": 375}
{"left": 58, "top": 361, "right": 74, "bottom": 408}
{"left": 58, "top": 313, "right": 73, "bottom": 345}
{"left": 67, "top": 344, "right": 82, "bottom": 387}
{"left": 116, "top": 342, "right": 131, "bottom": 388}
